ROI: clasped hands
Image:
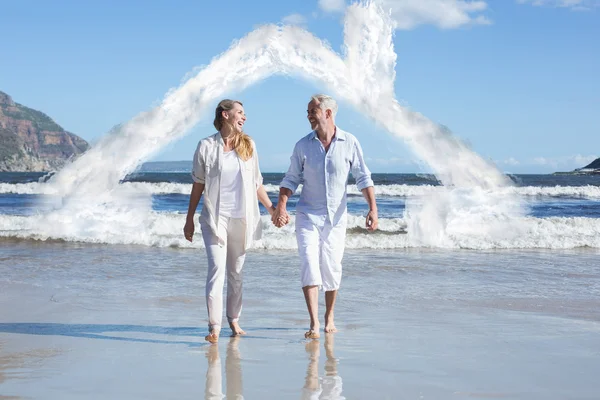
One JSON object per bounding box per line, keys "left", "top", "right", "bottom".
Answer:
{"left": 270, "top": 205, "right": 290, "bottom": 228}
{"left": 269, "top": 205, "right": 378, "bottom": 231}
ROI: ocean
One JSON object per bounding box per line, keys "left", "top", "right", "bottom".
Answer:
{"left": 1, "top": 170, "right": 600, "bottom": 249}
{"left": 1, "top": 169, "right": 599, "bottom": 399}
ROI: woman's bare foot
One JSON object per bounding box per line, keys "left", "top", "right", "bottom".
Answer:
{"left": 229, "top": 321, "right": 246, "bottom": 336}
{"left": 324, "top": 313, "right": 337, "bottom": 333}
{"left": 304, "top": 329, "right": 320, "bottom": 339}
{"left": 305, "top": 322, "right": 320, "bottom": 339}
{"left": 205, "top": 331, "right": 220, "bottom": 343}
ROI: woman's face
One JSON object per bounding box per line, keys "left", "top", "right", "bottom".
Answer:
{"left": 224, "top": 103, "right": 246, "bottom": 133}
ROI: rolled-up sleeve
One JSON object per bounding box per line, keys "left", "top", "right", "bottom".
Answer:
{"left": 252, "top": 140, "right": 263, "bottom": 189}
{"left": 351, "top": 139, "right": 374, "bottom": 190}
{"left": 191, "top": 142, "right": 205, "bottom": 184}
{"left": 280, "top": 141, "right": 303, "bottom": 193}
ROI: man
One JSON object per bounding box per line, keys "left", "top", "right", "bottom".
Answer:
{"left": 272, "top": 94, "right": 378, "bottom": 339}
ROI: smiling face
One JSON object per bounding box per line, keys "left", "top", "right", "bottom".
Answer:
{"left": 307, "top": 99, "right": 329, "bottom": 131}
{"left": 223, "top": 102, "right": 246, "bottom": 133}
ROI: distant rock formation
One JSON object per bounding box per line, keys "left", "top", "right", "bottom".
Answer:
{"left": 575, "top": 158, "right": 600, "bottom": 174}
{"left": 0, "top": 90, "right": 89, "bottom": 172}
{"left": 555, "top": 157, "right": 600, "bottom": 175}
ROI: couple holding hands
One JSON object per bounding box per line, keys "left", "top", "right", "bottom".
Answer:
{"left": 183, "top": 94, "right": 378, "bottom": 343}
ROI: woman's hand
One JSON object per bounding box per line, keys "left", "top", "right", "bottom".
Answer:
{"left": 272, "top": 204, "right": 290, "bottom": 227}
{"left": 183, "top": 220, "right": 195, "bottom": 242}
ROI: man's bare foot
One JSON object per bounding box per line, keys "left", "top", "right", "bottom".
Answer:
{"left": 229, "top": 321, "right": 246, "bottom": 336}
{"left": 205, "top": 331, "right": 219, "bottom": 343}
{"left": 324, "top": 313, "right": 337, "bottom": 333}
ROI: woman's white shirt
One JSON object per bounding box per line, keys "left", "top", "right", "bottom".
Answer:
{"left": 191, "top": 133, "right": 263, "bottom": 250}
{"left": 219, "top": 150, "right": 244, "bottom": 218}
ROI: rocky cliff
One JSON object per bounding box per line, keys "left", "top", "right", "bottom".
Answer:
{"left": 555, "top": 157, "right": 600, "bottom": 175}
{"left": 0, "top": 91, "right": 89, "bottom": 172}
{"left": 579, "top": 158, "right": 600, "bottom": 172}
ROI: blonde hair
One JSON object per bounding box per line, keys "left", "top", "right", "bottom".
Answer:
{"left": 213, "top": 99, "right": 253, "bottom": 161}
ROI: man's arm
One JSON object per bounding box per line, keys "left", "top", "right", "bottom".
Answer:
{"left": 350, "top": 139, "right": 377, "bottom": 231}
{"left": 273, "top": 141, "right": 303, "bottom": 227}
{"left": 361, "top": 186, "right": 378, "bottom": 231}
{"left": 272, "top": 187, "right": 293, "bottom": 227}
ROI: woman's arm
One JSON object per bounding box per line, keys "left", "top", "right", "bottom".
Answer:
{"left": 183, "top": 182, "right": 205, "bottom": 242}
{"left": 257, "top": 185, "right": 275, "bottom": 216}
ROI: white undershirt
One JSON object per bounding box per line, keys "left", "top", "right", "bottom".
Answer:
{"left": 219, "top": 150, "right": 244, "bottom": 218}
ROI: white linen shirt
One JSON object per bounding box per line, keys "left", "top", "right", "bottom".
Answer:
{"left": 280, "top": 126, "right": 374, "bottom": 226}
{"left": 191, "top": 133, "right": 264, "bottom": 250}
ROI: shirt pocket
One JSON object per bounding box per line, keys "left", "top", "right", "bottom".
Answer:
{"left": 205, "top": 155, "right": 219, "bottom": 178}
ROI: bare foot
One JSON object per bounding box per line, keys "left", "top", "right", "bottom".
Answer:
{"left": 229, "top": 321, "right": 246, "bottom": 336}
{"left": 205, "top": 331, "right": 219, "bottom": 343}
{"left": 324, "top": 313, "right": 337, "bottom": 333}
{"left": 304, "top": 329, "right": 320, "bottom": 339}
{"left": 305, "top": 322, "right": 320, "bottom": 339}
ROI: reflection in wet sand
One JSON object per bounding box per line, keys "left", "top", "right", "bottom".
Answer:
{"left": 205, "top": 337, "right": 243, "bottom": 400}
{"left": 0, "top": 341, "right": 60, "bottom": 399}
{"left": 0, "top": 341, "right": 61, "bottom": 385}
{"left": 302, "top": 334, "right": 344, "bottom": 400}
{"left": 225, "top": 337, "right": 243, "bottom": 399}
{"left": 204, "top": 345, "right": 222, "bottom": 400}
{"left": 323, "top": 334, "right": 343, "bottom": 399}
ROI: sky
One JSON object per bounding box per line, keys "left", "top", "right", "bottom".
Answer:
{"left": 0, "top": 0, "right": 598, "bottom": 173}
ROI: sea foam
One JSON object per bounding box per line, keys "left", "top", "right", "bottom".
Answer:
{"left": 3, "top": 182, "right": 600, "bottom": 199}
{"left": 2, "top": 213, "right": 599, "bottom": 250}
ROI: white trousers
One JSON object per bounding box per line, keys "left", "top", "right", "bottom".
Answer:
{"left": 201, "top": 216, "right": 246, "bottom": 332}
{"left": 295, "top": 212, "right": 347, "bottom": 291}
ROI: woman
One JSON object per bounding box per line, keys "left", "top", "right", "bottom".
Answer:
{"left": 183, "top": 99, "right": 280, "bottom": 343}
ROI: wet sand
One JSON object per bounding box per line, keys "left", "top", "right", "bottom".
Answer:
{"left": 0, "top": 241, "right": 599, "bottom": 399}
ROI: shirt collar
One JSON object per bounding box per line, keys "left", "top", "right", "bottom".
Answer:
{"left": 214, "top": 132, "right": 225, "bottom": 146}
{"left": 310, "top": 126, "right": 346, "bottom": 141}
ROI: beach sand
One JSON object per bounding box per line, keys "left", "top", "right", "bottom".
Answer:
{"left": 1, "top": 240, "right": 599, "bottom": 399}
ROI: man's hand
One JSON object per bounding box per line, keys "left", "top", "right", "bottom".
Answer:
{"left": 272, "top": 204, "right": 290, "bottom": 228}
{"left": 365, "top": 209, "right": 378, "bottom": 231}
{"left": 183, "top": 220, "right": 195, "bottom": 242}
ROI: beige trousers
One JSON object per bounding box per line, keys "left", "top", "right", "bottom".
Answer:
{"left": 201, "top": 216, "right": 246, "bottom": 332}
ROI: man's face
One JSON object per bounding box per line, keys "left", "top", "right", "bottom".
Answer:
{"left": 224, "top": 103, "right": 246, "bottom": 133}
{"left": 307, "top": 100, "right": 328, "bottom": 131}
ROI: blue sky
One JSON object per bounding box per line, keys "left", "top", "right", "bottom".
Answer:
{"left": 1, "top": 0, "right": 598, "bottom": 173}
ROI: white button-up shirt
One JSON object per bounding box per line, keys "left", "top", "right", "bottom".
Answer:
{"left": 280, "top": 127, "right": 374, "bottom": 226}
{"left": 191, "top": 133, "right": 263, "bottom": 250}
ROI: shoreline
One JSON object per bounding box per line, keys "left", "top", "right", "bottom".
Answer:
{"left": 1, "top": 241, "right": 599, "bottom": 399}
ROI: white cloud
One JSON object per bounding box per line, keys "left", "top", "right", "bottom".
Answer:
{"left": 380, "top": 0, "right": 492, "bottom": 29}
{"left": 318, "top": 0, "right": 492, "bottom": 29}
{"left": 281, "top": 13, "right": 308, "bottom": 26}
{"left": 516, "top": 0, "right": 600, "bottom": 11}
{"left": 318, "top": 0, "right": 347, "bottom": 13}
{"left": 572, "top": 154, "right": 598, "bottom": 166}
{"left": 531, "top": 154, "right": 597, "bottom": 168}
{"left": 366, "top": 156, "right": 417, "bottom": 166}
{"left": 503, "top": 157, "right": 521, "bottom": 166}
{"left": 533, "top": 157, "right": 551, "bottom": 165}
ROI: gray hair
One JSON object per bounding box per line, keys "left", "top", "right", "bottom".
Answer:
{"left": 311, "top": 94, "right": 338, "bottom": 118}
